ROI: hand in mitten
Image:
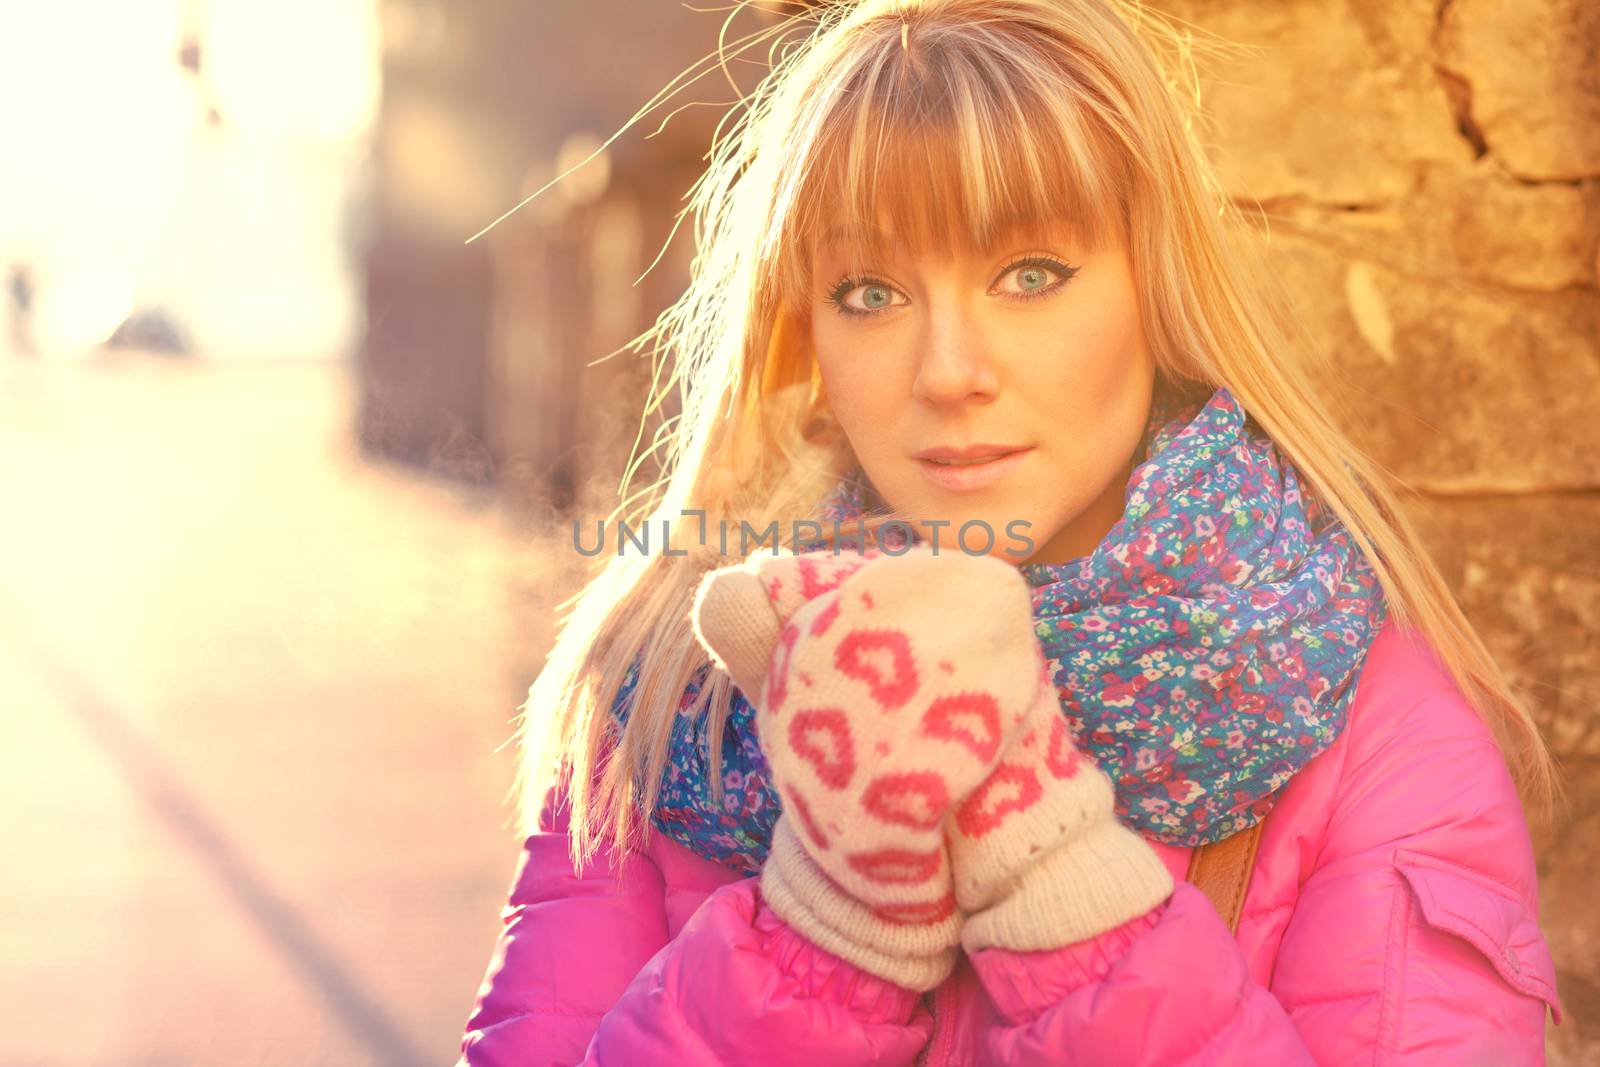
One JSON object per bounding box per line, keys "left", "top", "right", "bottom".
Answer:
{"left": 689, "top": 544, "right": 1173, "bottom": 992}
{"left": 934, "top": 589, "right": 1176, "bottom": 957}
{"left": 690, "top": 547, "right": 949, "bottom": 989}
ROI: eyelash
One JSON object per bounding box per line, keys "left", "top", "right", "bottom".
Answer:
{"left": 823, "top": 254, "right": 1081, "bottom": 319}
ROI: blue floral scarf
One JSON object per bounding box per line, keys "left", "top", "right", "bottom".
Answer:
{"left": 613, "top": 385, "right": 1388, "bottom": 874}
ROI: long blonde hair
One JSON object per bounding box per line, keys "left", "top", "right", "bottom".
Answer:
{"left": 511, "top": 0, "right": 1564, "bottom": 867}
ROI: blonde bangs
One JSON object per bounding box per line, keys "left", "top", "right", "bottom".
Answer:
{"left": 775, "top": 16, "right": 1133, "bottom": 310}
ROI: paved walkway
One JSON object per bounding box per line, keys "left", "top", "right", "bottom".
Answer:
{"left": 0, "top": 352, "right": 552, "bottom": 1065}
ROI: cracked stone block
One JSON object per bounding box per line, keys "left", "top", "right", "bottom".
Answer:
{"left": 1263, "top": 159, "right": 1600, "bottom": 292}
{"left": 1250, "top": 228, "right": 1600, "bottom": 490}
{"left": 1408, "top": 493, "right": 1600, "bottom": 768}
{"left": 1435, "top": 0, "right": 1600, "bottom": 181}
{"left": 1155, "top": 0, "right": 1472, "bottom": 203}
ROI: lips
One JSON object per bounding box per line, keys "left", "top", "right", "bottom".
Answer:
{"left": 915, "top": 443, "right": 1030, "bottom": 464}
{"left": 923, "top": 454, "right": 1020, "bottom": 467}
{"left": 915, "top": 447, "right": 1033, "bottom": 491}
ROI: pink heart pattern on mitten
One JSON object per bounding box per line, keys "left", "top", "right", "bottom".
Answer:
{"left": 758, "top": 549, "right": 1068, "bottom": 914}
{"left": 788, "top": 708, "right": 855, "bottom": 790}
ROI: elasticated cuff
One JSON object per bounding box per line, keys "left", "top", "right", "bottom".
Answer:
{"left": 752, "top": 895, "right": 927, "bottom": 1022}
{"left": 968, "top": 899, "right": 1169, "bottom": 1023}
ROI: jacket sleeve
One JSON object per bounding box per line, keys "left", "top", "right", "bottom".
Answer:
{"left": 459, "top": 786, "right": 936, "bottom": 1067}
{"left": 586, "top": 877, "right": 934, "bottom": 1066}
{"left": 967, "top": 688, "right": 1565, "bottom": 1065}
{"left": 457, "top": 785, "right": 673, "bottom": 1066}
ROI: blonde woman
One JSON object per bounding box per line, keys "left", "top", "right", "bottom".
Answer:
{"left": 458, "top": 0, "right": 1567, "bottom": 1062}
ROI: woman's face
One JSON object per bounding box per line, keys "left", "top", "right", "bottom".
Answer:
{"left": 808, "top": 218, "right": 1156, "bottom": 567}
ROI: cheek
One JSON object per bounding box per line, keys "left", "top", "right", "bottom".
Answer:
{"left": 815, "top": 338, "right": 897, "bottom": 436}
{"left": 1019, "top": 313, "right": 1151, "bottom": 443}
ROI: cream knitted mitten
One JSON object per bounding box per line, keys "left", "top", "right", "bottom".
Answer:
{"left": 690, "top": 545, "right": 1173, "bottom": 990}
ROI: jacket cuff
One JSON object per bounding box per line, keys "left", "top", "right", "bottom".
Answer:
{"left": 752, "top": 885, "right": 927, "bottom": 1024}
{"left": 969, "top": 896, "right": 1170, "bottom": 1023}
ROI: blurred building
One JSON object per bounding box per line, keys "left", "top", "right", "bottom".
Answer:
{"left": 360, "top": 0, "right": 788, "bottom": 508}
{"left": 0, "top": 1, "right": 379, "bottom": 360}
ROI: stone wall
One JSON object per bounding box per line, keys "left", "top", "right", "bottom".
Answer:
{"left": 1151, "top": 0, "right": 1598, "bottom": 1058}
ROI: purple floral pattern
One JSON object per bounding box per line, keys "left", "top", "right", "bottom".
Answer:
{"left": 613, "top": 385, "right": 1387, "bottom": 873}
{"left": 611, "top": 656, "right": 777, "bottom": 874}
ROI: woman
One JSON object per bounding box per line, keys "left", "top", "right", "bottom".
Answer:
{"left": 458, "top": 0, "right": 1567, "bottom": 1062}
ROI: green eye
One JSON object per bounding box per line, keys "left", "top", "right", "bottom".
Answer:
{"left": 824, "top": 275, "right": 905, "bottom": 317}
{"left": 993, "top": 256, "right": 1080, "bottom": 299}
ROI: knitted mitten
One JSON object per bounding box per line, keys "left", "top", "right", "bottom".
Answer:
{"left": 690, "top": 545, "right": 1173, "bottom": 989}
{"left": 936, "top": 582, "right": 1177, "bottom": 956}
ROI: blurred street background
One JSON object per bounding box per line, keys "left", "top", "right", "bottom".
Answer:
{"left": 0, "top": 355, "right": 527, "bottom": 1064}
{"left": 0, "top": 0, "right": 743, "bottom": 1062}
{"left": 0, "top": 0, "right": 1595, "bottom": 1064}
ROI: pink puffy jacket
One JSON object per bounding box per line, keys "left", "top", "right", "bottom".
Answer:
{"left": 458, "top": 619, "right": 1565, "bottom": 1065}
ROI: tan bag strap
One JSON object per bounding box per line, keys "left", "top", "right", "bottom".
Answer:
{"left": 1184, "top": 816, "right": 1267, "bottom": 935}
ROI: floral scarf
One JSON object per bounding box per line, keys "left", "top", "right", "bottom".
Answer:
{"left": 613, "top": 385, "right": 1388, "bottom": 874}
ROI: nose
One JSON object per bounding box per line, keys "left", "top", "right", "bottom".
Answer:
{"left": 911, "top": 305, "right": 1000, "bottom": 408}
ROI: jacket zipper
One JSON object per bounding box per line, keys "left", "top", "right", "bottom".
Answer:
{"left": 916, "top": 981, "right": 958, "bottom": 1066}
{"left": 914, "top": 991, "right": 935, "bottom": 1067}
